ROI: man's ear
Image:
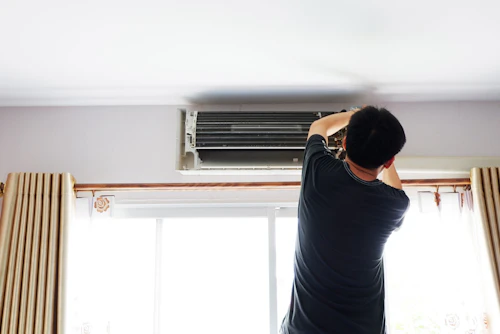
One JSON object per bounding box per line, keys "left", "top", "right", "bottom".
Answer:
{"left": 383, "top": 157, "right": 395, "bottom": 169}
{"left": 342, "top": 136, "right": 347, "bottom": 151}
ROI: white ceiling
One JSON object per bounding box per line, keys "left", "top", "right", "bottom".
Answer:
{"left": 1, "top": 0, "right": 500, "bottom": 106}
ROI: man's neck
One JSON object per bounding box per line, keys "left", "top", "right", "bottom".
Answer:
{"left": 344, "top": 157, "right": 380, "bottom": 182}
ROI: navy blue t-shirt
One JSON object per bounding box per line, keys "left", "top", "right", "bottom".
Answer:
{"left": 281, "top": 135, "right": 409, "bottom": 334}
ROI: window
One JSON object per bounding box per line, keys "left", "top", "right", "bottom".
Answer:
{"left": 66, "top": 218, "right": 157, "bottom": 334}
{"left": 67, "top": 201, "right": 489, "bottom": 334}
{"left": 273, "top": 203, "right": 489, "bottom": 334}
{"left": 159, "top": 217, "right": 269, "bottom": 334}
{"left": 384, "top": 199, "right": 488, "bottom": 333}
{"left": 275, "top": 216, "right": 298, "bottom": 329}
{"left": 66, "top": 209, "right": 274, "bottom": 334}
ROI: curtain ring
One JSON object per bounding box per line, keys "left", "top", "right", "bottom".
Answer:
{"left": 434, "top": 186, "right": 441, "bottom": 206}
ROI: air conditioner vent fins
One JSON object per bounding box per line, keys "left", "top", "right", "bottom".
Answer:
{"left": 194, "top": 112, "right": 334, "bottom": 149}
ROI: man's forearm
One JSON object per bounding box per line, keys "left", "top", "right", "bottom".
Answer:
{"left": 382, "top": 164, "right": 403, "bottom": 190}
{"left": 308, "top": 111, "right": 355, "bottom": 144}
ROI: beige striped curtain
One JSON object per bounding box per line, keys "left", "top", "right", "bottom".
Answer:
{"left": 471, "top": 167, "right": 500, "bottom": 332}
{"left": 0, "top": 173, "right": 75, "bottom": 334}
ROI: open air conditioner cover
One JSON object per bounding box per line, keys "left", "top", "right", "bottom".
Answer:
{"left": 179, "top": 110, "right": 346, "bottom": 174}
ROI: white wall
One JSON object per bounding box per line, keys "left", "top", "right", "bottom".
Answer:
{"left": 0, "top": 102, "right": 499, "bottom": 185}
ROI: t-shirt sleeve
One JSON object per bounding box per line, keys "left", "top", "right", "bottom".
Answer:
{"left": 394, "top": 193, "right": 410, "bottom": 230}
{"left": 303, "top": 134, "right": 338, "bottom": 167}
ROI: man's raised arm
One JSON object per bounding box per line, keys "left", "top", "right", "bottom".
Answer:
{"left": 382, "top": 164, "right": 403, "bottom": 190}
{"left": 307, "top": 110, "right": 358, "bottom": 144}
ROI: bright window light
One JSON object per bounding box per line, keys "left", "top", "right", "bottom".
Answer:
{"left": 273, "top": 203, "right": 488, "bottom": 333}
{"left": 66, "top": 218, "right": 157, "bottom": 334}
{"left": 384, "top": 202, "right": 487, "bottom": 333}
{"left": 66, "top": 202, "right": 488, "bottom": 334}
{"left": 275, "top": 217, "right": 298, "bottom": 330}
{"left": 159, "top": 217, "right": 270, "bottom": 334}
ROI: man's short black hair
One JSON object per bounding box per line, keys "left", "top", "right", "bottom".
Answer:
{"left": 345, "top": 106, "right": 406, "bottom": 169}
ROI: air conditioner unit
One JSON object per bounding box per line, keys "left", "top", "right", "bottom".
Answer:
{"left": 177, "top": 109, "right": 347, "bottom": 175}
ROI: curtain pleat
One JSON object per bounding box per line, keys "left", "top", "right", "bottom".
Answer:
{"left": 490, "top": 168, "right": 500, "bottom": 281}
{"left": 10, "top": 173, "right": 31, "bottom": 334}
{"left": 0, "top": 174, "right": 18, "bottom": 321}
{"left": 471, "top": 167, "right": 500, "bottom": 330}
{"left": 19, "top": 174, "right": 37, "bottom": 334}
{"left": 26, "top": 174, "right": 44, "bottom": 334}
{"left": 58, "top": 173, "right": 73, "bottom": 334}
{"left": 35, "top": 174, "right": 51, "bottom": 333}
{"left": 1, "top": 174, "right": 24, "bottom": 333}
{"left": 0, "top": 173, "right": 75, "bottom": 334}
{"left": 44, "top": 174, "right": 60, "bottom": 334}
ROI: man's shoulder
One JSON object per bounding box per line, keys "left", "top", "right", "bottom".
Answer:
{"left": 370, "top": 184, "right": 410, "bottom": 216}
{"left": 383, "top": 184, "right": 409, "bottom": 201}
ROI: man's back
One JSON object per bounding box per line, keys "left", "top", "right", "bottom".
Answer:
{"left": 281, "top": 135, "right": 409, "bottom": 334}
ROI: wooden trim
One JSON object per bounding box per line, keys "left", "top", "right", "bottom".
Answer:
{"left": 74, "top": 178, "right": 471, "bottom": 192}
{"left": 401, "top": 178, "right": 471, "bottom": 187}
{"left": 75, "top": 182, "right": 302, "bottom": 192}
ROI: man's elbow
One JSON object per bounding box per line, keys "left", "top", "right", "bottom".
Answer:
{"left": 307, "top": 121, "right": 327, "bottom": 140}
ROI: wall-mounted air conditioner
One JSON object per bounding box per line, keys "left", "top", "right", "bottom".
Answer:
{"left": 177, "top": 109, "right": 346, "bottom": 175}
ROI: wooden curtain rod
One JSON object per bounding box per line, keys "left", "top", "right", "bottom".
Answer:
{"left": 0, "top": 179, "right": 472, "bottom": 195}
{"left": 72, "top": 178, "right": 471, "bottom": 192}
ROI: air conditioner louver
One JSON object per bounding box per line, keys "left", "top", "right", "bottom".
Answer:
{"left": 179, "top": 110, "right": 346, "bottom": 174}
{"left": 194, "top": 112, "right": 334, "bottom": 149}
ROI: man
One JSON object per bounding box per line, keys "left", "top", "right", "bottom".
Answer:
{"left": 280, "top": 106, "right": 409, "bottom": 334}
